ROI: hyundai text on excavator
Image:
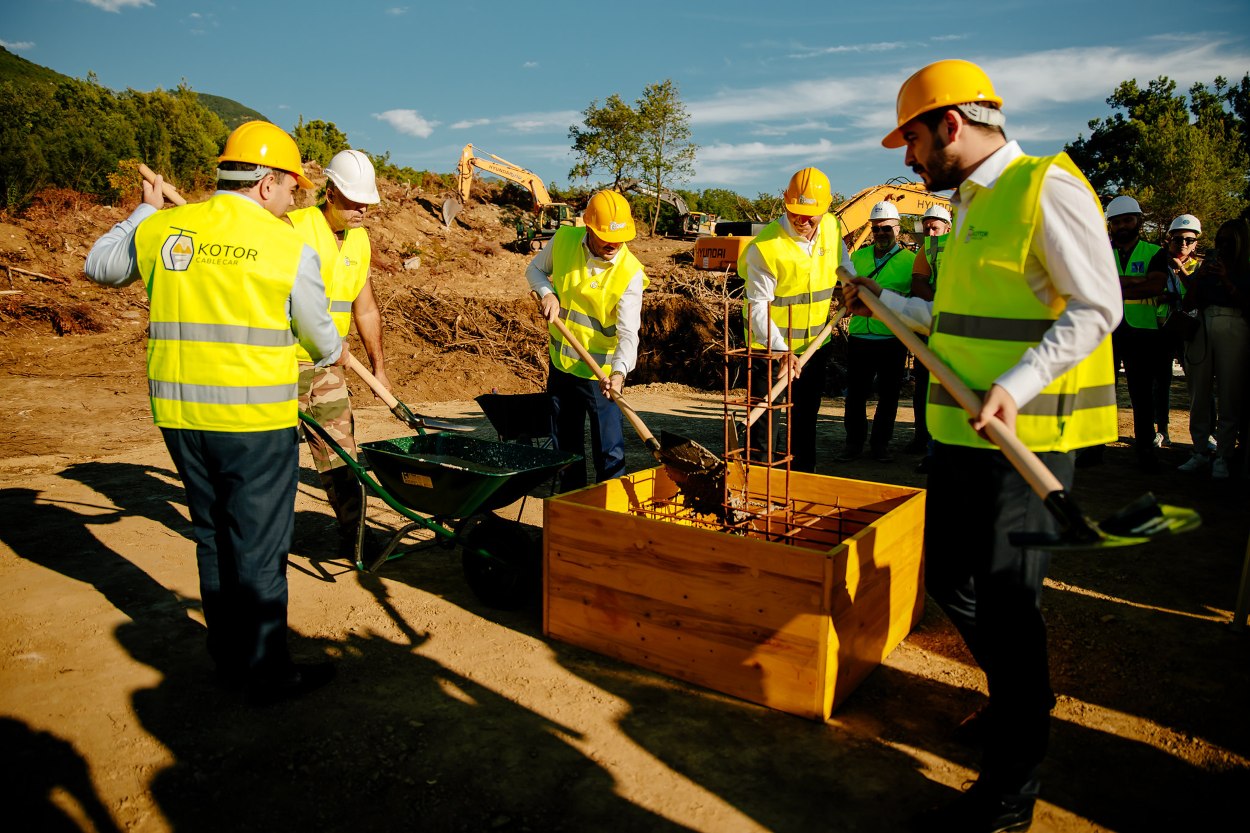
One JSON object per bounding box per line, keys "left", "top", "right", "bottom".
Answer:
{"left": 443, "top": 144, "right": 578, "bottom": 250}
{"left": 691, "top": 180, "right": 950, "bottom": 272}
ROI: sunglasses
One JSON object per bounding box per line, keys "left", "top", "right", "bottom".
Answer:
{"left": 1169, "top": 236, "right": 1198, "bottom": 245}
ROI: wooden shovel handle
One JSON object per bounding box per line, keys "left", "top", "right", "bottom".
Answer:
{"left": 344, "top": 352, "right": 399, "bottom": 408}
{"left": 137, "top": 163, "right": 188, "bottom": 206}
{"left": 532, "top": 291, "right": 659, "bottom": 450}
{"left": 743, "top": 306, "right": 849, "bottom": 430}
{"left": 845, "top": 269, "right": 1064, "bottom": 498}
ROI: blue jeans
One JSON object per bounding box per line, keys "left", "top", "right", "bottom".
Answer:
{"left": 161, "top": 427, "right": 299, "bottom": 678}
{"left": 547, "top": 364, "right": 624, "bottom": 491}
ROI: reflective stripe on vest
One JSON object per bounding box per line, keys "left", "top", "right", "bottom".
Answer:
{"left": 849, "top": 244, "right": 916, "bottom": 336}
{"left": 133, "top": 193, "right": 303, "bottom": 432}
{"left": 928, "top": 152, "right": 1117, "bottom": 452}
{"left": 288, "top": 206, "right": 371, "bottom": 360}
{"left": 546, "top": 226, "right": 648, "bottom": 379}
{"left": 739, "top": 216, "right": 841, "bottom": 354}
{"left": 1116, "top": 239, "right": 1163, "bottom": 330}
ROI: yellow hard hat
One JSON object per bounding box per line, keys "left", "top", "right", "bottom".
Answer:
{"left": 218, "top": 120, "right": 313, "bottom": 189}
{"left": 882, "top": 59, "right": 1003, "bottom": 149}
{"left": 783, "top": 167, "right": 832, "bottom": 216}
{"left": 583, "top": 190, "right": 636, "bottom": 243}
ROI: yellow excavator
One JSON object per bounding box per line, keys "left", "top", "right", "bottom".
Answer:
{"left": 691, "top": 180, "right": 950, "bottom": 271}
{"left": 617, "top": 178, "right": 717, "bottom": 238}
{"left": 443, "top": 144, "right": 577, "bottom": 250}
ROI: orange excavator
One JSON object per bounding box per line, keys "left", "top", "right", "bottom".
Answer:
{"left": 442, "top": 144, "right": 577, "bottom": 250}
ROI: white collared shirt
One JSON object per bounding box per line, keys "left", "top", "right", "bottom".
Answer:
{"left": 879, "top": 140, "right": 1122, "bottom": 408}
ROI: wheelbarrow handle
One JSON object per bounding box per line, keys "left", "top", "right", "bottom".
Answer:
{"left": 532, "top": 291, "right": 661, "bottom": 455}
{"left": 842, "top": 268, "right": 1063, "bottom": 498}
{"left": 137, "top": 163, "right": 188, "bottom": 206}
{"left": 743, "top": 306, "right": 850, "bottom": 431}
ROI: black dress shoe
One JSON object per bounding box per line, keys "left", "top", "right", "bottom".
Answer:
{"left": 912, "top": 780, "right": 1034, "bottom": 832}
{"left": 246, "top": 662, "right": 336, "bottom": 707}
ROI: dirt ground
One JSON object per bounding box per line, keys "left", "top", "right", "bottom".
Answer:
{"left": 2, "top": 179, "right": 1249, "bottom": 832}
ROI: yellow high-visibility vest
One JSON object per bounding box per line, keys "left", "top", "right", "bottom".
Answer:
{"left": 928, "top": 153, "right": 1117, "bottom": 451}
{"left": 925, "top": 232, "right": 949, "bottom": 289}
{"left": 547, "top": 226, "right": 648, "bottom": 379}
{"left": 288, "top": 206, "right": 371, "bottom": 362}
{"left": 849, "top": 244, "right": 916, "bottom": 336}
{"left": 1117, "top": 239, "right": 1164, "bottom": 329}
{"left": 738, "top": 215, "right": 841, "bottom": 353}
{"left": 133, "top": 194, "right": 304, "bottom": 431}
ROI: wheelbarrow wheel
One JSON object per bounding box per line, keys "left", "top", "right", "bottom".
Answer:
{"left": 461, "top": 516, "right": 538, "bottom": 610}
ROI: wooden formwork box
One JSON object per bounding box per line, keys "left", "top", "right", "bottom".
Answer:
{"left": 543, "top": 466, "right": 926, "bottom": 721}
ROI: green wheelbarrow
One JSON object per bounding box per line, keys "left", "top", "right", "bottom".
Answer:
{"left": 299, "top": 411, "right": 581, "bottom": 609}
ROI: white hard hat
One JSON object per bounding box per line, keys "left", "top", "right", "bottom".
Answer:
{"left": 1168, "top": 214, "right": 1202, "bottom": 235}
{"left": 869, "top": 201, "right": 900, "bottom": 221}
{"left": 1105, "top": 195, "right": 1142, "bottom": 218}
{"left": 922, "top": 204, "right": 951, "bottom": 223}
{"left": 325, "top": 149, "right": 380, "bottom": 205}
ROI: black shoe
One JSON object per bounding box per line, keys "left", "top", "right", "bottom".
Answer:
{"left": 246, "top": 662, "right": 336, "bottom": 707}
{"left": 871, "top": 447, "right": 894, "bottom": 463}
{"left": 836, "top": 445, "right": 863, "bottom": 463}
{"left": 903, "top": 437, "right": 929, "bottom": 454}
{"left": 912, "top": 780, "right": 1034, "bottom": 833}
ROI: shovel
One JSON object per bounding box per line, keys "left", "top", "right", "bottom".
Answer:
{"left": 344, "top": 353, "right": 472, "bottom": 434}
{"left": 138, "top": 163, "right": 188, "bottom": 206}
{"left": 845, "top": 268, "right": 1200, "bottom": 549}
{"left": 536, "top": 294, "right": 726, "bottom": 513}
{"left": 730, "top": 306, "right": 850, "bottom": 455}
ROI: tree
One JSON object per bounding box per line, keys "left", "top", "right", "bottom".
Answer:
{"left": 1066, "top": 75, "right": 1249, "bottom": 234}
{"left": 294, "top": 117, "right": 350, "bottom": 167}
{"left": 568, "top": 94, "right": 641, "bottom": 189}
{"left": 636, "top": 80, "right": 697, "bottom": 235}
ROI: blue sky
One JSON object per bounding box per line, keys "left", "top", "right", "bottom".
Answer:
{"left": 4, "top": 0, "right": 1249, "bottom": 199}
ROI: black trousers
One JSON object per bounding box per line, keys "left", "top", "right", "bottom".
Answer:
{"left": 844, "top": 336, "right": 908, "bottom": 452}
{"left": 925, "top": 442, "right": 1074, "bottom": 798}
{"left": 161, "top": 427, "right": 299, "bottom": 679}
{"left": 912, "top": 336, "right": 931, "bottom": 444}
{"left": 745, "top": 342, "right": 832, "bottom": 473}
{"left": 1113, "top": 323, "right": 1172, "bottom": 456}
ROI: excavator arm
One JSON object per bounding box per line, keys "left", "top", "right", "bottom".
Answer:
{"left": 834, "top": 182, "right": 950, "bottom": 251}
{"left": 456, "top": 144, "right": 554, "bottom": 209}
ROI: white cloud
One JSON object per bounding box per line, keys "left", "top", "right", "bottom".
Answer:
{"left": 451, "top": 118, "right": 491, "bottom": 129}
{"left": 374, "top": 109, "right": 439, "bottom": 138}
{"left": 1, "top": 39, "right": 34, "bottom": 51}
{"left": 386, "top": 6, "right": 408, "bottom": 14}
{"left": 787, "top": 41, "right": 910, "bottom": 60}
{"left": 79, "top": 0, "right": 153, "bottom": 11}
{"left": 522, "top": 61, "right": 539, "bottom": 69}
{"left": 931, "top": 34, "right": 967, "bottom": 42}
{"left": 500, "top": 110, "right": 581, "bottom": 133}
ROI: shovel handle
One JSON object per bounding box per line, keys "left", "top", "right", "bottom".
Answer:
{"left": 743, "top": 306, "right": 849, "bottom": 430}
{"left": 533, "top": 291, "right": 660, "bottom": 453}
{"left": 138, "top": 163, "right": 188, "bottom": 206}
{"left": 844, "top": 269, "right": 1064, "bottom": 498}
{"left": 345, "top": 352, "right": 399, "bottom": 408}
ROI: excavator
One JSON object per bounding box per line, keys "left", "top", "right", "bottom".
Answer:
{"left": 691, "top": 180, "right": 950, "bottom": 272}
{"left": 443, "top": 144, "right": 577, "bottom": 250}
{"left": 617, "top": 178, "right": 717, "bottom": 238}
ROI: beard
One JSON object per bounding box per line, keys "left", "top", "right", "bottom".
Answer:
{"left": 1112, "top": 226, "right": 1139, "bottom": 247}
{"left": 911, "top": 131, "right": 962, "bottom": 192}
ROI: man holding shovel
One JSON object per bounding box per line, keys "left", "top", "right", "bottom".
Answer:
{"left": 844, "top": 60, "right": 1121, "bottom": 832}
{"left": 739, "top": 167, "right": 854, "bottom": 473}
{"left": 526, "top": 190, "right": 647, "bottom": 491}
{"left": 85, "top": 121, "right": 346, "bottom": 706}
{"left": 288, "top": 149, "right": 388, "bottom": 559}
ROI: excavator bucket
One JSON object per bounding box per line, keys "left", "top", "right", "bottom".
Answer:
{"left": 441, "top": 197, "right": 462, "bottom": 228}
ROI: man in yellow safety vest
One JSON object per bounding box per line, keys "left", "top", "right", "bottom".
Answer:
{"left": 288, "top": 149, "right": 389, "bottom": 558}
{"left": 85, "top": 121, "right": 346, "bottom": 706}
{"left": 844, "top": 60, "right": 1121, "bottom": 832}
{"left": 526, "top": 190, "right": 647, "bottom": 491}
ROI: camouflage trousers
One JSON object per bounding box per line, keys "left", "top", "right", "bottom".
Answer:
{"left": 297, "top": 363, "right": 361, "bottom": 535}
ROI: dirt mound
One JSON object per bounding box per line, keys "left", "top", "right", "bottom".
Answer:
{"left": 0, "top": 172, "right": 738, "bottom": 401}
